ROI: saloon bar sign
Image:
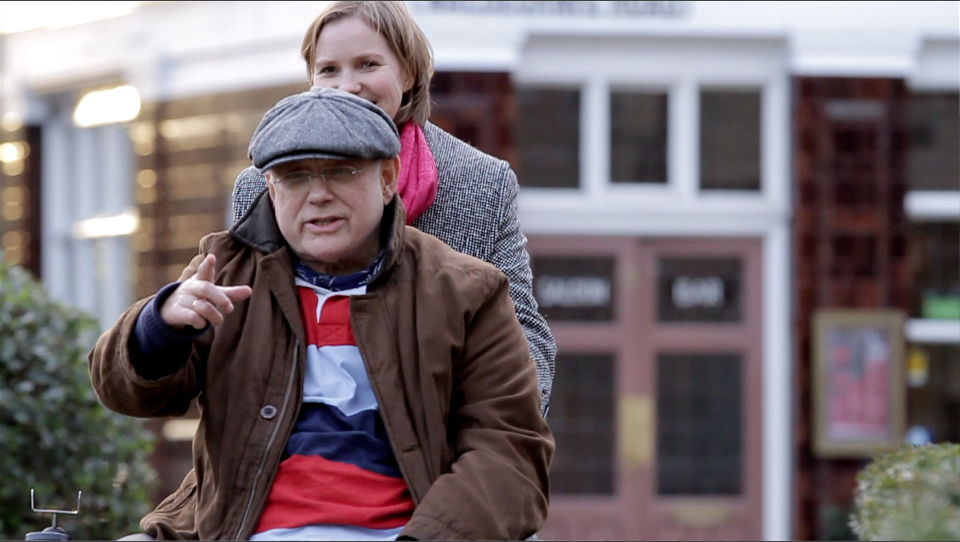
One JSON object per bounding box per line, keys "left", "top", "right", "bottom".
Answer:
{"left": 532, "top": 256, "right": 615, "bottom": 321}
{"left": 419, "top": 1, "right": 688, "bottom": 17}
{"left": 658, "top": 257, "right": 742, "bottom": 322}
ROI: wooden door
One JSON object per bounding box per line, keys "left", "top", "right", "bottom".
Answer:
{"left": 530, "top": 236, "right": 764, "bottom": 540}
{"left": 637, "top": 238, "right": 763, "bottom": 540}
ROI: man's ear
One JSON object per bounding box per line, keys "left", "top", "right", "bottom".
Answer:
{"left": 380, "top": 156, "right": 400, "bottom": 204}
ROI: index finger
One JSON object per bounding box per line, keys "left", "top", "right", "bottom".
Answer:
{"left": 195, "top": 253, "right": 217, "bottom": 284}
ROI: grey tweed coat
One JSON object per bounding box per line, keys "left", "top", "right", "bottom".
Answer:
{"left": 231, "top": 121, "right": 556, "bottom": 413}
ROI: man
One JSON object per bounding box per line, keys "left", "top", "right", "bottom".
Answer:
{"left": 90, "top": 88, "right": 554, "bottom": 540}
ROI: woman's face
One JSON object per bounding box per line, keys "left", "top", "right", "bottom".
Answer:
{"left": 312, "top": 16, "right": 412, "bottom": 121}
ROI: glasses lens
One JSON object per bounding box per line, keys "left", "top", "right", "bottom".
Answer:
{"left": 280, "top": 171, "right": 312, "bottom": 187}
{"left": 322, "top": 166, "right": 357, "bottom": 183}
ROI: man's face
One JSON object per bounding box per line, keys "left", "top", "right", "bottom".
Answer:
{"left": 267, "top": 157, "right": 399, "bottom": 275}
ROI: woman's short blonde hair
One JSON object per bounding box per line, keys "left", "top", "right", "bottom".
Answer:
{"left": 301, "top": 1, "right": 434, "bottom": 126}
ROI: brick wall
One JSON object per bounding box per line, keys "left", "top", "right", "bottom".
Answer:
{"left": 792, "top": 77, "right": 913, "bottom": 540}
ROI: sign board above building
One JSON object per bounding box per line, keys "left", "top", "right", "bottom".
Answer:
{"left": 417, "top": 1, "right": 688, "bottom": 17}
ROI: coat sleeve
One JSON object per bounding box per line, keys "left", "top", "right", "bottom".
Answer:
{"left": 489, "top": 162, "right": 557, "bottom": 415}
{"left": 87, "top": 247, "right": 212, "bottom": 418}
{"left": 401, "top": 272, "right": 555, "bottom": 541}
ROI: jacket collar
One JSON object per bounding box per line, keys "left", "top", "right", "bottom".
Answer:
{"left": 228, "top": 188, "right": 407, "bottom": 285}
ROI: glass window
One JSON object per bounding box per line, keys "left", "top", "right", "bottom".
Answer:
{"left": 549, "top": 353, "right": 616, "bottom": 495}
{"left": 906, "top": 344, "right": 960, "bottom": 443}
{"left": 911, "top": 222, "right": 960, "bottom": 319}
{"left": 907, "top": 93, "right": 959, "bottom": 191}
{"left": 658, "top": 257, "right": 743, "bottom": 323}
{"left": 429, "top": 71, "right": 513, "bottom": 164}
{"left": 516, "top": 88, "right": 580, "bottom": 188}
{"left": 700, "top": 90, "right": 761, "bottom": 190}
{"left": 657, "top": 352, "right": 743, "bottom": 495}
{"left": 531, "top": 256, "right": 616, "bottom": 322}
{"left": 610, "top": 91, "right": 668, "bottom": 184}
{"left": 38, "top": 89, "right": 136, "bottom": 333}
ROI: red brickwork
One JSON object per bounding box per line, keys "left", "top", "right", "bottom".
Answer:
{"left": 792, "top": 77, "right": 913, "bottom": 540}
{"left": 429, "top": 71, "right": 515, "bottom": 165}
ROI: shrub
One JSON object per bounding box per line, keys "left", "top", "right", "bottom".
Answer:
{"left": 0, "top": 262, "right": 156, "bottom": 540}
{"left": 851, "top": 443, "right": 960, "bottom": 541}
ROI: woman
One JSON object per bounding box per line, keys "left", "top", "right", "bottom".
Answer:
{"left": 231, "top": 1, "right": 556, "bottom": 414}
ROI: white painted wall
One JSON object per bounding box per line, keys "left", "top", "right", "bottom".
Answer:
{"left": 2, "top": 1, "right": 956, "bottom": 119}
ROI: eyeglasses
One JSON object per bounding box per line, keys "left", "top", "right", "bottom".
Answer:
{"left": 272, "top": 163, "right": 377, "bottom": 191}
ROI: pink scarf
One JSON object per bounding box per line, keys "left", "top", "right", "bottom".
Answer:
{"left": 397, "top": 121, "right": 439, "bottom": 224}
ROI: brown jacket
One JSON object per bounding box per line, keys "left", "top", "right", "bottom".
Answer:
{"left": 88, "top": 193, "right": 554, "bottom": 540}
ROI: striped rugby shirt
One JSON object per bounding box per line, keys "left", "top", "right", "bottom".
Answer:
{"left": 252, "top": 258, "right": 413, "bottom": 541}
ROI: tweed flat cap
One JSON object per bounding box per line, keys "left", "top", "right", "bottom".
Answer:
{"left": 249, "top": 87, "right": 400, "bottom": 171}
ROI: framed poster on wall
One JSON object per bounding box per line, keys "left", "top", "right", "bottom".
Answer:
{"left": 812, "top": 309, "right": 907, "bottom": 458}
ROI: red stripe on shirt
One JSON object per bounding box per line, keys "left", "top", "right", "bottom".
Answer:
{"left": 254, "top": 454, "right": 414, "bottom": 533}
{"left": 297, "top": 289, "right": 356, "bottom": 347}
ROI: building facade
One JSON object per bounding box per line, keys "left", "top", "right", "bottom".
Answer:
{"left": 1, "top": 2, "right": 957, "bottom": 540}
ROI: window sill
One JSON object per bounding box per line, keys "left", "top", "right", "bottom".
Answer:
{"left": 905, "top": 191, "right": 960, "bottom": 221}
{"left": 905, "top": 318, "right": 960, "bottom": 344}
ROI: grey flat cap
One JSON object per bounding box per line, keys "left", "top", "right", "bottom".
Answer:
{"left": 249, "top": 87, "right": 400, "bottom": 171}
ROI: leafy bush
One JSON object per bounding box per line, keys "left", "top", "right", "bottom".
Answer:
{"left": 0, "top": 262, "right": 156, "bottom": 540}
{"left": 851, "top": 443, "right": 960, "bottom": 541}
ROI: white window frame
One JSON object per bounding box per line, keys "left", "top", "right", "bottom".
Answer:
{"left": 904, "top": 37, "right": 960, "bottom": 345}
{"left": 514, "top": 34, "right": 790, "bottom": 237}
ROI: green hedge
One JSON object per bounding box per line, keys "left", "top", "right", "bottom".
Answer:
{"left": 0, "top": 262, "right": 156, "bottom": 540}
{"left": 851, "top": 443, "right": 960, "bottom": 541}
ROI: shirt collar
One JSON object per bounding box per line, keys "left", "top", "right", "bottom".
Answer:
{"left": 293, "top": 251, "right": 386, "bottom": 292}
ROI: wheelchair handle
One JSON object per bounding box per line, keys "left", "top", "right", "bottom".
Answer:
{"left": 25, "top": 489, "right": 81, "bottom": 541}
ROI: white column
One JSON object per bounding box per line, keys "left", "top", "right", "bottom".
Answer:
{"left": 71, "top": 122, "right": 98, "bottom": 316}
{"left": 761, "top": 66, "right": 793, "bottom": 542}
{"left": 40, "top": 104, "right": 71, "bottom": 301}
{"left": 98, "top": 125, "right": 134, "bottom": 331}
{"left": 763, "top": 222, "right": 793, "bottom": 541}
{"left": 581, "top": 77, "right": 609, "bottom": 203}
{"left": 763, "top": 74, "right": 791, "bottom": 213}
{"left": 670, "top": 78, "right": 698, "bottom": 200}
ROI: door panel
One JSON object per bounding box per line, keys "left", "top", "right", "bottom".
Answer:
{"left": 640, "top": 238, "right": 763, "bottom": 540}
{"left": 530, "top": 236, "right": 763, "bottom": 540}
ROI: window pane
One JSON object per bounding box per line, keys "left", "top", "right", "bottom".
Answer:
{"left": 516, "top": 88, "right": 580, "bottom": 188}
{"left": 700, "top": 90, "right": 761, "bottom": 190}
{"left": 531, "top": 256, "right": 616, "bottom": 322}
{"left": 911, "top": 222, "right": 960, "bottom": 319}
{"left": 429, "top": 71, "right": 513, "bottom": 164}
{"left": 611, "top": 92, "right": 668, "bottom": 184}
{"left": 549, "top": 353, "right": 616, "bottom": 495}
{"left": 907, "top": 93, "right": 959, "bottom": 191}
{"left": 658, "top": 257, "right": 743, "bottom": 323}
{"left": 657, "top": 353, "right": 743, "bottom": 495}
{"left": 906, "top": 344, "right": 960, "bottom": 443}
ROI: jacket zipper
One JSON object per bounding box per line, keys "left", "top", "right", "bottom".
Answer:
{"left": 234, "top": 339, "right": 299, "bottom": 540}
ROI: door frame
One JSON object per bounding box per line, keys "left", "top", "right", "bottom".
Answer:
{"left": 529, "top": 235, "right": 765, "bottom": 540}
